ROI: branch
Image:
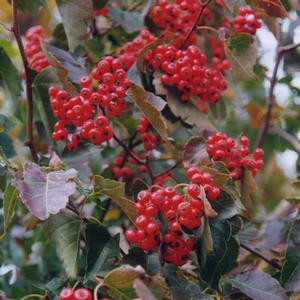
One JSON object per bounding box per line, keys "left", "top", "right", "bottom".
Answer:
{"left": 271, "top": 126, "right": 300, "bottom": 154}
{"left": 256, "top": 42, "right": 300, "bottom": 148}
{"left": 240, "top": 243, "right": 281, "bottom": 270}
{"left": 113, "top": 134, "right": 145, "bottom": 165}
{"left": 179, "top": 0, "right": 213, "bottom": 49}
{"left": 153, "top": 160, "right": 182, "bottom": 180}
{"left": 12, "top": 0, "right": 38, "bottom": 163}
{"left": 113, "top": 134, "right": 155, "bottom": 183}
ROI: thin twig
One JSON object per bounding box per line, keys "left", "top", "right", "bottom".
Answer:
{"left": 11, "top": 0, "right": 38, "bottom": 163}
{"left": 113, "top": 134, "right": 145, "bottom": 165}
{"left": 179, "top": 0, "right": 213, "bottom": 49}
{"left": 256, "top": 42, "right": 300, "bottom": 148}
{"left": 271, "top": 126, "right": 300, "bottom": 154}
{"left": 113, "top": 134, "right": 155, "bottom": 183}
{"left": 153, "top": 160, "right": 182, "bottom": 180}
{"left": 240, "top": 243, "right": 281, "bottom": 270}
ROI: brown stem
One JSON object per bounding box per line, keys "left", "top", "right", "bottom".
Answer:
{"left": 240, "top": 243, "right": 281, "bottom": 270}
{"left": 256, "top": 42, "right": 300, "bottom": 148}
{"left": 153, "top": 160, "right": 182, "bottom": 180}
{"left": 179, "top": 0, "right": 213, "bottom": 49}
{"left": 113, "top": 134, "right": 145, "bottom": 165}
{"left": 271, "top": 126, "right": 300, "bottom": 154}
{"left": 113, "top": 134, "right": 155, "bottom": 183}
{"left": 12, "top": 0, "right": 38, "bottom": 163}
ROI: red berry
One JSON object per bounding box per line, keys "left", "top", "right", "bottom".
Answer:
{"left": 74, "top": 288, "right": 92, "bottom": 300}
{"left": 59, "top": 288, "right": 74, "bottom": 300}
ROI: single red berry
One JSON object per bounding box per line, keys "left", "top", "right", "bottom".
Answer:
{"left": 59, "top": 288, "right": 74, "bottom": 300}
{"left": 74, "top": 288, "right": 92, "bottom": 300}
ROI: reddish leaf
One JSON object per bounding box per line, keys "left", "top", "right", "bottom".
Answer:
{"left": 183, "top": 137, "right": 210, "bottom": 168}
{"left": 13, "top": 163, "right": 77, "bottom": 220}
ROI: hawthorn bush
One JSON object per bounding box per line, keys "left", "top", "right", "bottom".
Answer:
{"left": 0, "top": 0, "right": 300, "bottom": 299}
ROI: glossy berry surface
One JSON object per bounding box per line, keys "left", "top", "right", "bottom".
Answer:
{"left": 59, "top": 288, "right": 74, "bottom": 300}
{"left": 74, "top": 288, "right": 92, "bottom": 300}
{"left": 233, "top": 7, "right": 261, "bottom": 35}
{"left": 49, "top": 55, "right": 132, "bottom": 150}
{"left": 145, "top": 44, "right": 227, "bottom": 113}
{"left": 206, "top": 132, "right": 264, "bottom": 180}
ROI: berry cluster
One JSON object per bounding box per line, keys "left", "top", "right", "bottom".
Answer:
{"left": 233, "top": 7, "right": 261, "bottom": 35}
{"left": 206, "top": 132, "right": 264, "bottom": 180}
{"left": 149, "top": 0, "right": 209, "bottom": 47}
{"left": 24, "top": 26, "right": 49, "bottom": 72}
{"left": 59, "top": 288, "right": 93, "bottom": 300}
{"left": 125, "top": 169, "right": 220, "bottom": 265}
{"left": 117, "top": 29, "right": 156, "bottom": 70}
{"left": 49, "top": 56, "right": 131, "bottom": 150}
{"left": 208, "top": 35, "right": 230, "bottom": 74}
{"left": 112, "top": 154, "right": 134, "bottom": 180}
{"left": 137, "top": 117, "right": 160, "bottom": 151}
{"left": 145, "top": 44, "right": 227, "bottom": 109}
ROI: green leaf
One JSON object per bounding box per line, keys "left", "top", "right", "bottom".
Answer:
{"left": 198, "top": 219, "right": 239, "bottom": 288}
{"left": 85, "top": 225, "right": 120, "bottom": 279}
{"left": 225, "top": 33, "right": 258, "bottom": 81}
{"left": 101, "top": 265, "right": 145, "bottom": 300}
{"left": 196, "top": 216, "right": 213, "bottom": 267}
{"left": 281, "top": 218, "right": 300, "bottom": 291}
{"left": 211, "top": 190, "right": 242, "bottom": 220}
{"left": 0, "top": 185, "right": 18, "bottom": 240}
{"left": 201, "top": 163, "right": 231, "bottom": 188}
{"left": 126, "top": 83, "right": 169, "bottom": 144}
{"left": 55, "top": 0, "right": 94, "bottom": 51}
{"left": 46, "top": 211, "right": 83, "bottom": 278}
{"left": 93, "top": 175, "right": 137, "bottom": 222}
{"left": 238, "top": 170, "right": 257, "bottom": 218}
{"left": 107, "top": 1, "right": 151, "bottom": 33}
{"left": 163, "top": 264, "right": 213, "bottom": 300}
{"left": 32, "top": 67, "right": 62, "bottom": 141}
{"left": 0, "top": 133, "right": 16, "bottom": 158}
{"left": 229, "top": 271, "right": 288, "bottom": 300}
{"left": 153, "top": 71, "right": 216, "bottom": 131}
{"left": 0, "top": 46, "right": 21, "bottom": 110}
{"left": 123, "top": 247, "right": 160, "bottom": 276}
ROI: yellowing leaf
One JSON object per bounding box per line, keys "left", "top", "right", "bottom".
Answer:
{"left": 0, "top": 0, "right": 11, "bottom": 22}
{"left": 246, "top": 102, "right": 282, "bottom": 129}
{"left": 93, "top": 175, "right": 137, "bottom": 222}
{"left": 225, "top": 33, "right": 258, "bottom": 81}
{"left": 126, "top": 83, "right": 170, "bottom": 144}
{"left": 104, "top": 208, "right": 121, "bottom": 222}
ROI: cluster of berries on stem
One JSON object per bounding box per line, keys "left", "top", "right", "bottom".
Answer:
{"left": 125, "top": 167, "right": 220, "bottom": 266}
{"left": 145, "top": 44, "right": 227, "bottom": 112}
{"left": 232, "top": 7, "right": 261, "bottom": 35}
{"left": 24, "top": 25, "right": 49, "bottom": 73}
{"left": 49, "top": 55, "right": 131, "bottom": 150}
{"left": 137, "top": 117, "right": 160, "bottom": 151}
{"left": 206, "top": 132, "right": 264, "bottom": 180}
{"left": 117, "top": 28, "right": 156, "bottom": 70}
{"left": 149, "top": 0, "right": 210, "bottom": 47}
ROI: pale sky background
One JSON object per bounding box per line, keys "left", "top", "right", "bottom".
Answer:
{"left": 257, "top": 13, "right": 300, "bottom": 179}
